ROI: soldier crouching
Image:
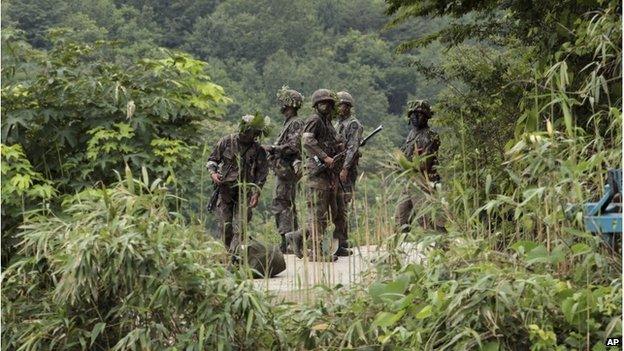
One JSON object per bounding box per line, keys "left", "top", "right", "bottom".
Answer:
{"left": 207, "top": 114, "right": 270, "bottom": 253}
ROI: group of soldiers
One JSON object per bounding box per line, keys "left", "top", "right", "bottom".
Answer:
{"left": 206, "top": 86, "right": 440, "bottom": 263}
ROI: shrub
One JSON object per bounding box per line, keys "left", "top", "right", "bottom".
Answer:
{"left": 283, "top": 232, "right": 622, "bottom": 350}
{"left": 1, "top": 173, "right": 280, "bottom": 350}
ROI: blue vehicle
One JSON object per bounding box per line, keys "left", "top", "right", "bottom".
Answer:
{"left": 583, "top": 169, "right": 622, "bottom": 248}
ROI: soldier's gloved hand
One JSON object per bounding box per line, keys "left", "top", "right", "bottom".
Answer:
{"left": 249, "top": 192, "right": 260, "bottom": 208}
{"left": 323, "top": 156, "right": 334, "bottom": 168}
{"left": 263, "top": 145, "right": 276, "bottom": 153}
{"left": 340, "top": 168, "right": 348, "bottom": 183}
{"left": 427, "top": 181, "right": 442, "bottom": 191}
{"left": 211, "top": 173, "right": 222, "bottom": 185}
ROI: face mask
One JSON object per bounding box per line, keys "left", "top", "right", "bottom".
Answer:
{"left": 409, "top": 112, "right": 427, "bottom": 128}
{"left": 239, "top": 131, "right": 258, "bottom": 143}
{"left": 317, "top": 102, "right": 333, "bottom": 115}
{"left": 339, "top": 104, "right": 350, "bottom": 117}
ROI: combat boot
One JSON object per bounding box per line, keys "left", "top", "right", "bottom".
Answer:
{"left": 339, "top": 241, "right": 354, "bottom": 249}
{"left": 335, "top": 246, "right": 353, "bottom": 257}
{"left": 285, "top": 230, "right": 304, "bottom": 259}
{"left": 279, "top": 235, "right": 294, "bottom": 254}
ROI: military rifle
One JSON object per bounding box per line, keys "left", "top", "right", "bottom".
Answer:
{"left": 207, "top": 143, "right": 254, "bottom": 212}
{"left": 312, "top": 124, "right": 383, "bottom": 176}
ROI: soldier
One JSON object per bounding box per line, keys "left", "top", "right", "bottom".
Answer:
{"left": 286, "top": 88, "right": 343, "bottom": 262}
{"left": 264, "top": 87, "right": 305, "bottom": 253}
{"left": 333, "top": 91, "right": 363, "bottom": 256}
{"left": 394, "top": 99, "right": 442, "bottom": 233}
{"left": 207, "top": 114, "right": 270, "bottom": 252}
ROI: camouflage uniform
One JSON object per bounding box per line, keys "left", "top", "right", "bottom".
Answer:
{"left": 207, "top": 133, "right": 268, "bottom": 251}
{"left": 270, "top": 115, "right": 304, "bottom": 239}
{"left": 287, "top": 89, "right": 343, "bottom": 260}
{"left": 395, "top": 100, "right": 442, "bottom": 232}
{"left": 333, "top": 92, "right": 363, "bottom": 247}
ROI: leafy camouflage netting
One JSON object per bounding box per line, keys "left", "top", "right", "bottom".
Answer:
{"left": 406, "top": 99, "right": 432, "bottom": 115}
{"left": 276, "top": 85, "right": 304, "bottom": 109}
{"left": 239, "top": 112, "right": 272, "bottom": 136}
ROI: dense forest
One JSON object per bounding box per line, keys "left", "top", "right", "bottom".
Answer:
{"left": 2, "top": 0, "right": 621, "bottom": 350}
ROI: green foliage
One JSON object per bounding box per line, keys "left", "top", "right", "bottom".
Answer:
{"left": 387, "top": 0, "right": 621, "bottom": 242}
{"left": 1, "top": 144, "right": 56, "bottom": 209}
{"left": 239, "top": 112, "right": 272, "bottom": 136}
{"left": 282, "top": 233, "right": 621, "bottom": 350}
{"left": 1, "top": 143, "right": 56, "bottom": 263}
{"left": 1, "top": 33, "right": 230, "bottom": 193}
{"left": 2, "top": 177, "right": 280, "bottom": 350}
{"left": 2, "top": 0, "right": 622, "bottom": 349}
{"left": 4, "top": 0, "right": 445, "bottom": 138}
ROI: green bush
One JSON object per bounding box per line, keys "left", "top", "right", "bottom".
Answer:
{"left": 283, "top": 233, "right": 622, "bottom": 350}
{"left": 1, "top": 31, "right": 230, "bottom": 194}
{"left": 1, "top": 174, "right": 280, "bottom": 350}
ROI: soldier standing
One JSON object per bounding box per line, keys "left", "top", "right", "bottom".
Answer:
{"left": 207, "top": 114, "right": 270, "bottom": 252}
{"left": 286, "top": 89, "right": 343, "bottom": 262}
{"left": 333, "top": 91, "right": 363, "bottom": 256}
{"left": 394, "top": 100, "right": 442, "bottom": 233}
{"left": 264, "top": 87, "right": 305, "bottom": 253}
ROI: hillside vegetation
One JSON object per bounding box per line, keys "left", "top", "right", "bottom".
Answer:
{"left": 1, "top": 0, "right": 621, "bottom": 349}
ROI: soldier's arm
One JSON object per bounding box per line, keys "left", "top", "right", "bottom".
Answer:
{"left": 274, "top": 120, "right": 302, "bottom": 156}
{"left": 430, "top": 132, "right": 441, "bottom": 153}
{"left": 428, "top": 132, "right": 441, "bottom": 181}
{"left": 253, "top": 147, "right": 269, "bottom": 193}
{"left": 206, "top": 137, "right": 225, "bottom": 174}
{"left": 302, "top": 118, "right": 328, "bottom": 159}
{"left": 342, "top": 121, "right": 363, "bottom": 170}
{"left": 400, "top": 130, "right": 414, "bottom": 157}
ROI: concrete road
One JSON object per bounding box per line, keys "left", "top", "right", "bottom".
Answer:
{"left": 252, "top": 244, "right": 424, "bottom": 302}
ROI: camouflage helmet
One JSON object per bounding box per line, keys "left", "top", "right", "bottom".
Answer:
{"left": 239, "top": 113, "right": 271, "bottom": 136}
{"left": 407, "top": 99, "right": 433, "bottom": 117}
{"left": 276, "top": 85, "right": 304, "bottom": 109}
{"left": 337, "top": 91, "right": 354, "bottom": 106}
{"left": 311, "top": 88, "right": 337, "bottom": 106}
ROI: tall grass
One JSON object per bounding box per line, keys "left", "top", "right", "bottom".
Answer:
{"left": 2, "top": 172, "right": 282, "bottom": 350}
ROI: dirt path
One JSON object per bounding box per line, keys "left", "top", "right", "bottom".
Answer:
{"left": 253, "top": 244, "right": 424, "bottom": 302}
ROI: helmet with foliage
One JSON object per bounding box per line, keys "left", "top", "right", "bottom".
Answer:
{"left": 239, "top": 113, "right": 271, "bottom": 136}
{"left": 407, "top": 99, "right": 433, "bottom": 117}
{"left": 337, "top": 91, "right": 354, "bottom": 106}
{"left": 311, "top": 88, "right": 337, "bottom": 106}
{"left": 276, "top": 85, "right": 304, "bottom": 109}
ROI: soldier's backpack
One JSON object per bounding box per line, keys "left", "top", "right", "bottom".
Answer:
{"left": 240, "top": 239, "right": 286, "bottom": 278}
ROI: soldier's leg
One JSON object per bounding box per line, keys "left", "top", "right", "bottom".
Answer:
{"left": 343, "top": 181, "right": 358, "bottom": 249}
{"left": 216, "top": 197, "right": 235, "bottom": 249}
{"left": 273, "top": 178, "right": 298, "bottom": 252}
{"left": 394, "top": 186, "right": 415, "bottom": 233}
{"left": 342, "top": 182, "right": 355, "bottom": 246}
{"left": 292, "top": 182, "right": 299, "bottom": 231}
{"left": 331, "top": 187, "right": 351, "bottom": 256}
{"left": 287, "top": 187, "right": 335, "bottom": 261}
{"left": 415, "top": 185, "right": 446, "bottom": 232}
{"left": 308, "top": 187, "right": 334, "bottom": 260}
{"left": 229, "top": 191, "right": 255, "bottom": 253}
{"left": 285, "top": 228, "right": 305, "bottom": 258}
{"left": 342, "top": 180, "right": 355, "bottom": 207}
{"left": 286, "top": 185, "right": 319, "bottom": 259}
